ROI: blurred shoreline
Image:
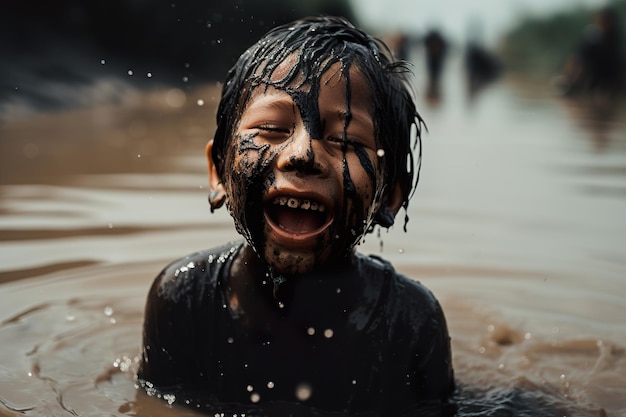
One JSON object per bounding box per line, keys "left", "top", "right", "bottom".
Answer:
{"left": 0, "top": 83, "right": 220, "bottom": 186}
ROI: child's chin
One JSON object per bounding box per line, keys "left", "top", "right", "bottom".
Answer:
{"left": 264, "top": 249, "right": 318, "bottom": 276}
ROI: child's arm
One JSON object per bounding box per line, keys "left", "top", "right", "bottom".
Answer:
{"left": 136, "top": 261, "right": 202, "bottom": 391}
{"left": 381, "top": 275, "right": 456, "bottom": 414}
{"left": 412, "top": 297, "right": 456, "bottom": 401}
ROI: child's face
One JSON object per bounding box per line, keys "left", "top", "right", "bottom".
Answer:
{"left": 221, "top": 59, "right": 384, "bottom": 275}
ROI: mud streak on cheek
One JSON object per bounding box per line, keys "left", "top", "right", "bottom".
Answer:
{"left": 353, "top": 145, "right": 376, "bottom": 184}
{"left": 354, "top": 143, "right": 383, "bottom": 222}
{"left": 229, "top": 132, "right": 284, "bottom": 256}
{"left": 339, "top": 141, "right": 382, "bottom": 250}
{"left": 340, "top": 151, "right": 360, "bottom": 239}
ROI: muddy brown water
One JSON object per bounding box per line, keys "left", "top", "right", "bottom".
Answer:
{"left": 1, "top": 58, "right": 626, "bottom": 416}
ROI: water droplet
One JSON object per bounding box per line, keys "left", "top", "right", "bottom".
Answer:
{"left": 295, "top": 383, "right": 312, "bottom": 401}
{"left": 352, "top": 379, "right": 357, "bottom": 385}
{"left": 137, "top": 154, "right": 141, "bottom": 158}
{"left": 100, "top": 59, "right": 106, "bottom": 65}
{"left": 227, "top": 337, "right": 234, "bottom": 344}
{"left": 376, "top": 149, "right": 385, "bottom": 157}
{"left": 398, "top": 248, "right": 404, "bottom": 254}
{"left": 104, "top": 306, "right": 113, "bottom": 316}
{"left": 197, "top": 99, "right": 205, "bottom": 106}
{"left": 524, "top": 332, "right": 532, "bottom": 340}
{"left": 336, "top": 288, "right": 341, "bottom": 294}
{"left": 267, "top": 381, "right": 275, "bottom": 389}
{"left": 324, "top": 329, "right": 334, "bottom": 338}
{"left": 182, "top": 76, "right": 189, "bottom": 83}
{"left": 66, "top": 315, "right": 75, "bottom": 322}
{"left": 108, "top": 223, "right": 113, "bottom": 229}
{"left": 246, "top": 385, "right": 254, "bottom": 392}
{"left": 113, "top": 356, "right": 133, "bottom": 372}
{"left": 307, "top": 327, "right": 315, "bottom": 336}
{"left": 147, "top": 72, "right": 152, "bottom": 78}
{"left": 250, "top": 392, "right": 260, "bottom": 403}
{"left": 127, "top": 69, "right": 134, "bottom": 76}
{"left": 498, "top": 363, "right": 505, "bottom": 370}
{"left": 278, "top": 302, "right": 285, "bottom": 309}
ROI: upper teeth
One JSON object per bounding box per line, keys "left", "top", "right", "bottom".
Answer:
{"left": 273, "top": 197, "right": 325, "bottom": 212}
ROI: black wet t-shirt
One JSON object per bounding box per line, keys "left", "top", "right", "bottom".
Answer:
{"left": 137, "top": 241, "right": 456, "bottom": 416}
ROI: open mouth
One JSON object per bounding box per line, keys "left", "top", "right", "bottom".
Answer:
{"left": 265, "top": 196, "right": 331, "bottom": 236}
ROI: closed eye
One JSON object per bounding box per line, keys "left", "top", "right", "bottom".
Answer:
{"left": 259, "top": 123, "right": 291, "bottom": 134}
{"left": 256, "top": 123, "right": 293, "bottom": 141}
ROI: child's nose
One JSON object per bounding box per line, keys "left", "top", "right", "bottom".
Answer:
{"left": 276, "top": 129, "right": 325, "bottom": 176}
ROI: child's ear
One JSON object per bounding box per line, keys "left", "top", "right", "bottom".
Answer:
{"left": 205, "top": 140, "right": 227, "bottom": 212}
{"left": 374, "top": 183, "right": 404, "bottom": 228}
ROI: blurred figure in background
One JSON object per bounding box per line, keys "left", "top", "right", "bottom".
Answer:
{"left": 554, "top": 6, "right": 623, "bottom": 152}
{"left": 423, "top": 29, "right": 448, "bottom": 104}
{"left": 555, "top": 6, "right": 624, "bottom": 101}
{"left": 464, "top": 20, "right": 503, "bottom": 100}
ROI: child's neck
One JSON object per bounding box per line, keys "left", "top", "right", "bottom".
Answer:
{"left": 226, "top": 243, "right": 357, "bottom": 320}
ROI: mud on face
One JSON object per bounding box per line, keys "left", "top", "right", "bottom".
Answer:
{"left": 210, "top": 16, "right": 423, "bottom": 274}
{"left": 221, "top": 58, "right": 384, "bottom": 275}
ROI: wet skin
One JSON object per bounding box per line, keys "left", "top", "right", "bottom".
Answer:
{"left": 208, "top": 62, "right": 396, "bottom": 278}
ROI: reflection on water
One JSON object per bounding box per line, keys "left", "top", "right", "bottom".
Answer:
{"left": 1, "top": 53, "right": 626, "bottom": 416}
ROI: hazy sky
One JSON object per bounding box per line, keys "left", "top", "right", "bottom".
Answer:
{"left": 350, "top": 0, "right": 611, "bottom": 44}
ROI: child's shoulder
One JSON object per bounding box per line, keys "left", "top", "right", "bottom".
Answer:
{"left": 357, "top": 252, "right": 444, "bottom": 320}
{"left": 358, "top": 252, "right": 436, "bottom": 294}
{"left": 149, "top": 240, "right": 243, "bottom": 303}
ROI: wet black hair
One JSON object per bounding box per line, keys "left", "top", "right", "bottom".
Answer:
{"left": 212, "top": 16, "right": 424, "bottom": 229}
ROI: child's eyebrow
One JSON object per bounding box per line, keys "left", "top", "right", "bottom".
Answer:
{"left": 246, "top": 92, "right": 295, "bottom": 112}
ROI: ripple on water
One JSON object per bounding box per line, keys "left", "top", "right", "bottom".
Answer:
{"left": 0, "top": 263, "right": 623, "bottom": 416}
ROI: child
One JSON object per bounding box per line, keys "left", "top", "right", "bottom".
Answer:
{"left": 137, "top": 16, "right": 456, "bottom": 416}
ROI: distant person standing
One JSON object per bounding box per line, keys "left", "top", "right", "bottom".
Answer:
{"left": 558, "top": 7, "right": 623, "bottom": 99}
{"left": 463, "top": 21, "right": 502, "bottom": 98}
{"left": 423, "top": 29, "right": 448, "bottom": 102}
